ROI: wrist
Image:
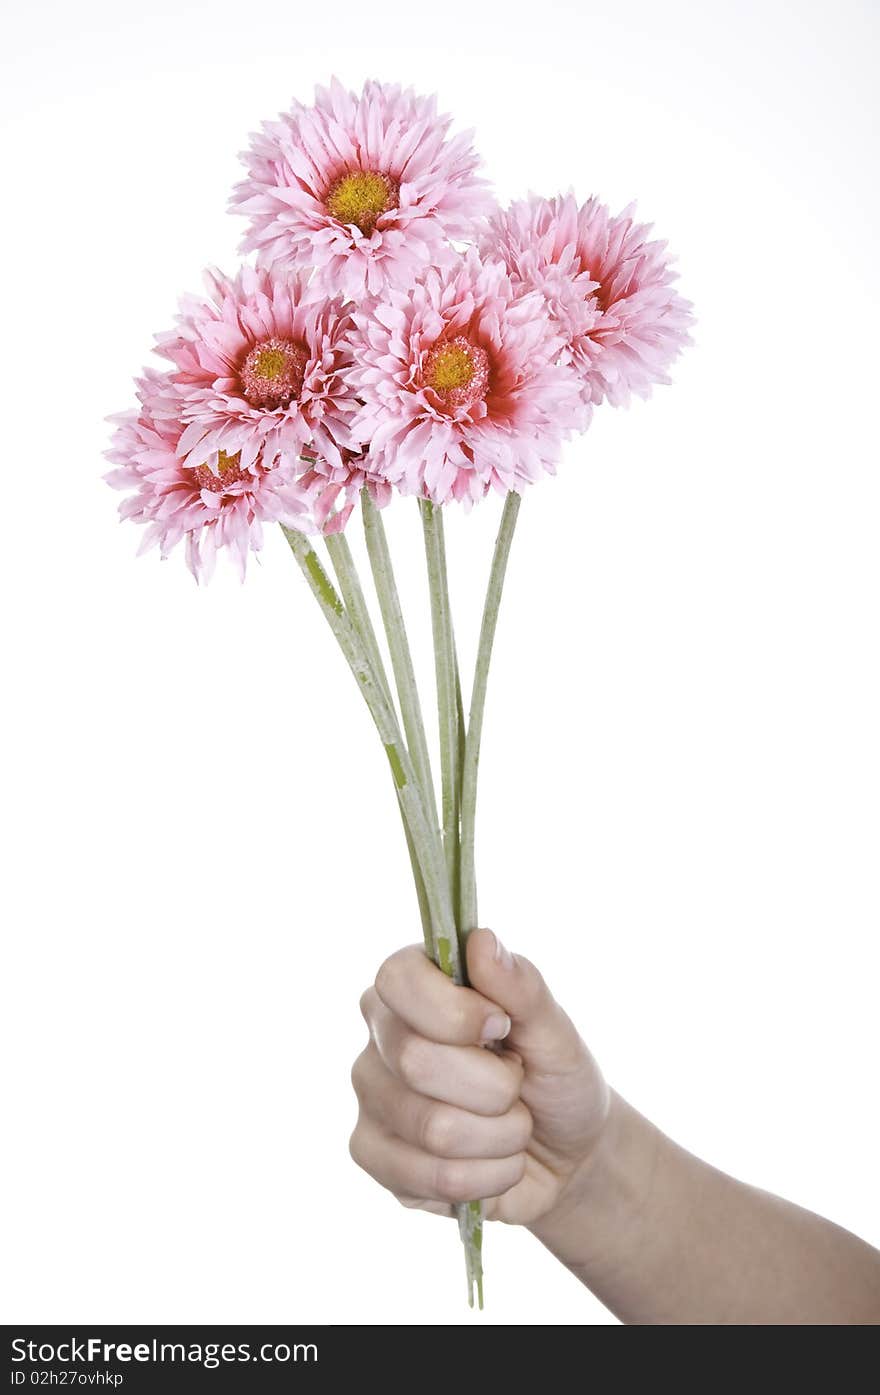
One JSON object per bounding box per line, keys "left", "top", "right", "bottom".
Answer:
{"left": 528, "top": 1091, "right": 665, "bottom": 1279}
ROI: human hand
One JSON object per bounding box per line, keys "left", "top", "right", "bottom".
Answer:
{"left": 350, "top": 928, "right": 609, "bottom": 1225}
{"left": 353, "top": 930, "right": 880, "bottom": 1324}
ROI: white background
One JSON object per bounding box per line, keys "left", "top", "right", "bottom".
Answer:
{"left": 2, "top": 0, "right": 877, "bottom": 1326}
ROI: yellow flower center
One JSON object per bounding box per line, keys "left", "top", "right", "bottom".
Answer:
{"left": 422, "top": 336, "right": 490, "bottom": 411}
{"left": 326, "top": 170, "right": 399, "bottom": 236}
{"left": 194, "top": 450, "right": 245, "bottom": 493}
{"left": 250, "top": 347, "right": 287, "bottom": 381}
{"left": 240, "top": 337, "right": 308, "bottom": 409}
{"left": 426, "top": 342, "right": 476, "bottom": 392}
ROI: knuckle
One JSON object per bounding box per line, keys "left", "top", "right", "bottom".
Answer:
{"left": 501, "top": 1153, "right": 528, "bottom": 1193}
{"left": 373, "top": 957, "right": 400, "bottom": 1007}
{"left": 503, "top": 1074, "right": 523, "bottom": 1112}
{"left": 486, "top": 1071, "right": 522, "bottom": 1117}
{"left": 396, "top": 1033, "right": 431, "bottom": 1090}
{"left": 348, "top": 1128, "right": 367, "bottom": 1173}
{"left": 358, "top": 986, "right": 377, "bottom": 1025}
{"left": 446, "top": 997, "right": 471, "bottom": 1040}
{"left": 349, "top": 1050, "right": 368, "bottom": 1099}
{"left": 513, "top": 1102, "right": 534, "bottom": 1148}
{"left": 433, "top": 1158, "right": 473, "bottom": 1204}
{"left": 421, "top": 1104, "right": 457, "bottom": 1156}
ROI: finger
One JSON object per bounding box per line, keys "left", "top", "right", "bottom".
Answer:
{"left": 352, "top": 1042, "right": 533, "bottom": 1159}
{"left": 374, "top": 945, "right": 511, "bottom": 1046}
{"left": 349, "top": 1114, "right": 527, "bottom": 1204}
{"left": 363, "top": 991, "right": 524, "bottom": 1116}
{"left": 466, "top": 929, "right": 588, "bottom": 1075}
{"left": 398, "top": 1196, "right": 454, "bottom": 1218}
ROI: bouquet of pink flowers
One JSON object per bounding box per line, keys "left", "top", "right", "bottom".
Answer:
{"left": 106, "top": 77, "right": 692, "bottom": 1307}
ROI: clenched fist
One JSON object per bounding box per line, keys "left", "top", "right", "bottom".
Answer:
{"left": 350, "top": 927, "right": 609, "bottom": 1224}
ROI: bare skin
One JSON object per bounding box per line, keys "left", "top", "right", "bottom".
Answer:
{"left": 350, "top": 928, "right": 880, "bottom": 1325}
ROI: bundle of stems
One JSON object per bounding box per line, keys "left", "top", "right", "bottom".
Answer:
{"left": 282, "top": 488, "right": 520, "bottom": 1308}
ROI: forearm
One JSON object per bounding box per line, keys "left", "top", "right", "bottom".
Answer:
{"left": 531, "top": 1091, "right": 880, "bottom": 1325}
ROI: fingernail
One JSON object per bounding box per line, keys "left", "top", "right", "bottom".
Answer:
{"left": 492, "top": 932, "right": 515, "bottom": 971}
{"left": 481, "top": 1012, "right": 511, "bottom": 1043}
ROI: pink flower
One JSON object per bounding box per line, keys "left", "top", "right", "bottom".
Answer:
{"left": 231, "top": 78, "right": 492, "bottom": 299}
{"left": 348, "top": 249, "right": 585, "bottom": 505}
{"left": 484, "top": 194, "right": 693, "bottom": 407}
{"left": 298, "top": 450, "right": 393, "bottom": 535}
{"left": 105, "top": 370, "right": 313, "bottom": 582}
{"left": 154, "top": 264, "right": 357, "bottom": 477}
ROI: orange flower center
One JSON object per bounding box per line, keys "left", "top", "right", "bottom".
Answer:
{"left": 326, "top": 170, "right": 399, "bottom": 236}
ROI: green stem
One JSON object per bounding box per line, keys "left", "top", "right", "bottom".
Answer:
{"left": 325, "top": 531, "right": 392, "bottom": 707}
{"left": 420, "top": 499, "right": 462, "bottom": 937}
{"left": 405, "top": 828, "right": 435, "bottom": 958}
{"left": 285, "top": 522, "right": 484, "bottom": 1309}
{"left": 459, "top": 492, "right": 521, "bottom": 935}
{"left": 419, "top": 500, "right": 487, "bottom": 1310}
{"left": 282, "top": 527, "right": 460, "bottom": 980}
{"left": 453, "top": 641, "right": 466, "bottom": 877}
{"left": 361, "top": 491, "right": 439, "bottom": 828}
{"left": 326, "top": 530, "right": 433, "bottom": 956}
{"left": 458, "top": 1200, "right": 484, "bottom": 1311}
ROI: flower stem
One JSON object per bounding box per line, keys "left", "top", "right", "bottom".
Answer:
{"left": 420, "top": 499, "right": 463, "bottom": 934}
{"left": 459, "top": 492, "right": 521, "bottom": 934}
{"left": 284, "top": 520, "right": 485, "bottom": 1309}
{"left": 325, "top": 531, "right": 392, "bottom": 707}
{"left": 419, "top": 499, "right": 488, "bottom": 1308}
{"left": 360, "top": 491, "right": 438, "bottom": 829}
{"left": 282, "top": 526, "right": 460, "bottom": 980}
{"left": 325, "top": 530, "right": 433, "bottom": 956}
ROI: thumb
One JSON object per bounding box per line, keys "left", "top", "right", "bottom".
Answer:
{"left": 466, "top": 928, "right": 585, "bottom": 1075}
